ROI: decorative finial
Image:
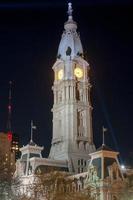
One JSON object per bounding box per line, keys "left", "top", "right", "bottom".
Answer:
{"left": 68, "top": 2, "right": 73, "bottom": 20}
{"left": 102, "top": 126, "right": 107, "bottom": 146}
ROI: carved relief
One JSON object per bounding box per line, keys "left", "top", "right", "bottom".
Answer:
{"left": 79, "top": 88, "right": 83, "bottom": 101}
{"left": 78, "top": 111, "right": 85, "bottom": 137}
{"left": 79, "top": 141, "right": 84, "bottom": 150}
{"left": 58, "top": 90, "right": 62, "bottom": 102}
{"left": 108, "top": 162, "right": 122, "bottom": 182}
{"left": 85, "top": 143, "right": 90, "bottom": 151}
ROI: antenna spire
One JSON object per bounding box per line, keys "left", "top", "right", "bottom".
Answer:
{"left": 67, "top": 2, "right": 73, "bottom": 20}
{"left": 7, "top": 81, "right": 12, "bottom": 132}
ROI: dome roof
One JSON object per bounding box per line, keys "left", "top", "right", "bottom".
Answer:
{"left": 57, "top": 3, "right": 83, "bottom": 60}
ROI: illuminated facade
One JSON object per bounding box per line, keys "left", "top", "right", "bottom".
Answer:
{"left": 14, "top": 3, "right": 133, "bottom": 200}
{"left": 49, "top": 2, "right": 95, "bottom": 173}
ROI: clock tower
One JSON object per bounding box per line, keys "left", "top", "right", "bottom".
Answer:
{"left": 49, "top": 3, "right": 95, "bottom": 173}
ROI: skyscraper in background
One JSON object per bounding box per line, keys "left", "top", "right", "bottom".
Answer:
{"left": 0, "top": 132, "right": 15, "bottom": 175}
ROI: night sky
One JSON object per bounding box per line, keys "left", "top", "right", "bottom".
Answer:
{"left": 0, "top": 0, "right": 133, "bottom": 165}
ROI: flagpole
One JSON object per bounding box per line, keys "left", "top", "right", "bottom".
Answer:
{"left": 102, "top": 127, "right": 105, "bottom": 146}
{"left": 30, "top": 120, "right": 33, "bottom": 143}
{"left": 102, "top": 126, "right": 107, "bottom": 146}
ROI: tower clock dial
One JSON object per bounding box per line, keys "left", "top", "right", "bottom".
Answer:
{"left": 74, "top": 67, "right": 83, "bottom": 78}
{"left": 58, "top": 69, "right": 64, "bottom": 80}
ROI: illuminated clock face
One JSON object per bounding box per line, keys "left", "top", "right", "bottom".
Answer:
{"left": 74, "top": 67, "right": 83, "bottom": 78}
{"left": 58, "top": 69, "right": 64, "bottom": 80}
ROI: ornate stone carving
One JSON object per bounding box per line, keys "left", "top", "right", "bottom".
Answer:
{"left": 85, "top": 164, "right": 100, "bottom": 187}
{"left": 108, "top": 162, "right": 122, "bottom": 182}
{"left": 78, "top": 111, "right": 85, "bottom": 137}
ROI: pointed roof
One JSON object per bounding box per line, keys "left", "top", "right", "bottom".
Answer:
{"left": 20, "top": 142, "right": 44, "bottom": 155}
{"left": 28, "top": 140, "right": 36, "bottom": 146}
{"left": 97, "top": 144, "right": 113, "bottom": 152}
{"left": 57, "top": 2, "right": 83, "bottom": 60}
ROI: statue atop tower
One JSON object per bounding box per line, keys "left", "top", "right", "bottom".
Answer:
{"left": 67, "top": 2, "right": 73, "bottom": 19}
{"left": 57, "top": 2, "right": 83, "bottom": 60}
{"left": 49, "top": 2, "right": 95, "bottom": 173}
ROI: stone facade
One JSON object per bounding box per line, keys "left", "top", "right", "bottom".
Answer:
{"left": 49, "top": 2, "right": 95, "bottom": 173}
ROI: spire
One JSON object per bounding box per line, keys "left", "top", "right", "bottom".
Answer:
{"left": 7, "top": 81, "right": 12, "bottom": 132}
{"left": 67, "top": 2, "right": 73, "bottom": 20}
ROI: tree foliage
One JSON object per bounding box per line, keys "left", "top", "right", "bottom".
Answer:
{"left": 13, "top": 171, "right": 96, "bottom": 200}
{"left": 0, "top": 152, "right": 15, "bottom": 200}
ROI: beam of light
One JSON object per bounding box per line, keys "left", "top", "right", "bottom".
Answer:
{"left": 92, "top": 64, "right": 124, "bottom": 164}
{"left": 0, "top": 1, "right": 131, "bottom": 9}
{"left": 0, "top": 2, "right": 65, "bottom": 9}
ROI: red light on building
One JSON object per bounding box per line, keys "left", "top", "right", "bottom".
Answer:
{"left": 7, "top": 131, "right": 12, "bottom": 142}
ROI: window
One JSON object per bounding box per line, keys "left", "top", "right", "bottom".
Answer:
{"left": 76, "top": 83, "right": 80, "bottom": 100}
{"left": 22, "top": 154, "right": 27, "bottom": 160}
{"left": 29, "top": 153, "right": 40, "bottom": 158}
{"left": 78, "top": 159, "right": 86, "bottom": 173}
